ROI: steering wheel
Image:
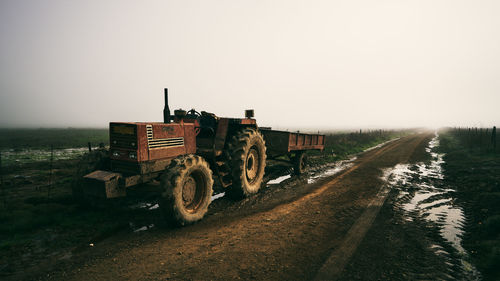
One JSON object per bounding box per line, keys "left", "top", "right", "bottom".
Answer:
{"left": 187, "top": 109, "right": 201, "bottom": 118}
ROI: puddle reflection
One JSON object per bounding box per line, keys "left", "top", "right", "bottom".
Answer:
{"left": 382, "top": 133, "right": 479, "bottom": 279}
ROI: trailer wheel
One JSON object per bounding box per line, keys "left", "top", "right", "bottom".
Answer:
{"left": 160, "top": 155, "right": 213, "bottom": 226}
{"left": 72, "top": 149, "right": 110, "bottom": 204}
{"left": 227, "top": 128, "right": 267, "bottom": 199}
{"left": 293, "top": 151, "right": 308, "bottom": 175}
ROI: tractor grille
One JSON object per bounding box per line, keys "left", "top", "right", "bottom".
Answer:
{"left": 146, "top": 125, "right": 184, "bottom": 149}
{"left": 110, "top": 124, "right": 137, "bottom": 149}
{"left": 110, "top": 134, "right": 137, "bottom": 148}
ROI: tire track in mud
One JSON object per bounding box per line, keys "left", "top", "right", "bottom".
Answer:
{"left": 314, "top": 179, "right": 392, "bottom": 280}
{"left": 34, "top": 133, "right": 434, "bottom": 281}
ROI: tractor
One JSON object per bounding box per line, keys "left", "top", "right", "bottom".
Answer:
{"left": 74, "top": 89, "right": 267, "bottom": 225}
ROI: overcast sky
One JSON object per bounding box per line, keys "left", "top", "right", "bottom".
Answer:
{"left": 1, "top": 0, "right": 499, "bottom": 129}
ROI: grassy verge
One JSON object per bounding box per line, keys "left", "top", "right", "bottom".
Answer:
{"left": 308, "top": 129, "right": 411, "bottom": 164}
{"left": 438, "top": 129, "right": 500, "bottom": 281}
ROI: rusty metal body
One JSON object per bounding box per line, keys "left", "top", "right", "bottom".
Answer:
{"left": 261, "top": 129, "right": 325, "bottom": 158}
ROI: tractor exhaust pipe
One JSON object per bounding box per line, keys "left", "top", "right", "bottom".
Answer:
{"left": 163, "top": 88, "right": 170, "bottom": 123}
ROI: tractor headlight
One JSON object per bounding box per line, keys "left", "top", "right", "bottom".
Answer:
{"left": 112, "top": 151, "right": 120, "bottom": 157}
{"left": 129, "top": 152, "right": 137, "bottom": 159}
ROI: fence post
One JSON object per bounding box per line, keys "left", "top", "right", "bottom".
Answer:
{"left": 47, "top": 145, "right": 54, "bottom": 198}
{"left": 0, "top": 151, "right": 5, "bottom": 208}
{"left": 474, "top": 127, "right": 478, "bottom": 151}
{"left": 479, "top": 128, "right": 483, "bottom": 151}
{"left": 492, "top": 126, "right": 497, "bottom": 152}
{"left": 88, "top": 142, "right": 92, "bottom": 152}
{"left": 468, "top": 128, "right": 472, "bottom": 151}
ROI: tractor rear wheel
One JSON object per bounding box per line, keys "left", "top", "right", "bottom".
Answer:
{"left": 160, "top": 155, "right": 213, "bottom": 226}
{"left": 227, "top": 128, "right": 267, "bottom": 199}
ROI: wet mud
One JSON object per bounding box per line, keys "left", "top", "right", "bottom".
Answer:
{"left": 339, "top": 134, "right": 481, "bottom": 280}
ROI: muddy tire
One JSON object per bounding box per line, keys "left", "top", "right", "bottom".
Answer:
{"left": 160, "top": 155, "right": 213, "bottom": 226}
{"left": 227, "top": 128, "right": 267, "bottom": 199}
{"left": 72, "top": 149, "right": 110, "bottom": 204}
{"left": 213, "top": 150, "right": 233, "bottom": 190}
{"left": 293, "top": 151, "right": 308, "bottom": 175}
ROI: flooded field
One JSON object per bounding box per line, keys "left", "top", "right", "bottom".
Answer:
{"left": 0, "top": 147, "right": 93, "bottom": 166}
{"left": 382, "top": 133, "right": 481, "bottom": 280}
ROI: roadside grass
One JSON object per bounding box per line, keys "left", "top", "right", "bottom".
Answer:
{"left": 0, "top": 171, "right": 155, "bottom": 277}
{"left": 309, "top": 129, "right": 410, "bottom": 164}
{"left": 438, "top": 129, "right": 500, "bottom": 281}
{"left": 0, "top": 178, "right": 131, "bottom": 252}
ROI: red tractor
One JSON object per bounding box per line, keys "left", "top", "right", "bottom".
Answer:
{"left": 75, "top": 89, "right": 324, "bottom": 226}
{"left": 75, "top": 89, "right": 266, "bottom": 225}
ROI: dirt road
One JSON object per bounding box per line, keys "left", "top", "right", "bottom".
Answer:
{"left": 33, "top": 133, "right": 435, "bottom": 280}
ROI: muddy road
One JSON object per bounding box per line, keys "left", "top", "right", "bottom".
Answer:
{"left": 25, "top": 132, "right": 466, "bottom": 280}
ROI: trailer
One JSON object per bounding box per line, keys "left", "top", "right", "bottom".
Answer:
{"left": 261, "top": 129, "right": 325, "bottom": 174}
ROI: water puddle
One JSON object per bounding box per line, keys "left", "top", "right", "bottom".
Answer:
{"left": 382, "top": 133, "right": 480, "bottom": 279}
{"left": 130, "top": 222, "right": 155, "bottom": 233}
{"left": 211, "top": 192, "right": 225, "bottom": 201}
{"left": 267, "top": 174, "right": 292, "bottom": 185}
{"left": 129, "top": 202, "right": 159, "bottom": 210}
{"left": 264, "top": 157, "right": 355, "bottom": 187}
{"left": 307, "top": 157, "right": 356, "bottom": 184}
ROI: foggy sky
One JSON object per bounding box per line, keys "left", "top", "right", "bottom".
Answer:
{"left": 1, "top": 0, "right": 499, "bottom": 129}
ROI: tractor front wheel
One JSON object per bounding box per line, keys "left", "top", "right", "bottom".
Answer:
{"left": 160, "top": 155, "right": 214, "bottom": 226}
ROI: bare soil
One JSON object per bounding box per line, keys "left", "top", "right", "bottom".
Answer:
{"left": 10, "top": 132, "right": 455, "bottom": 280}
